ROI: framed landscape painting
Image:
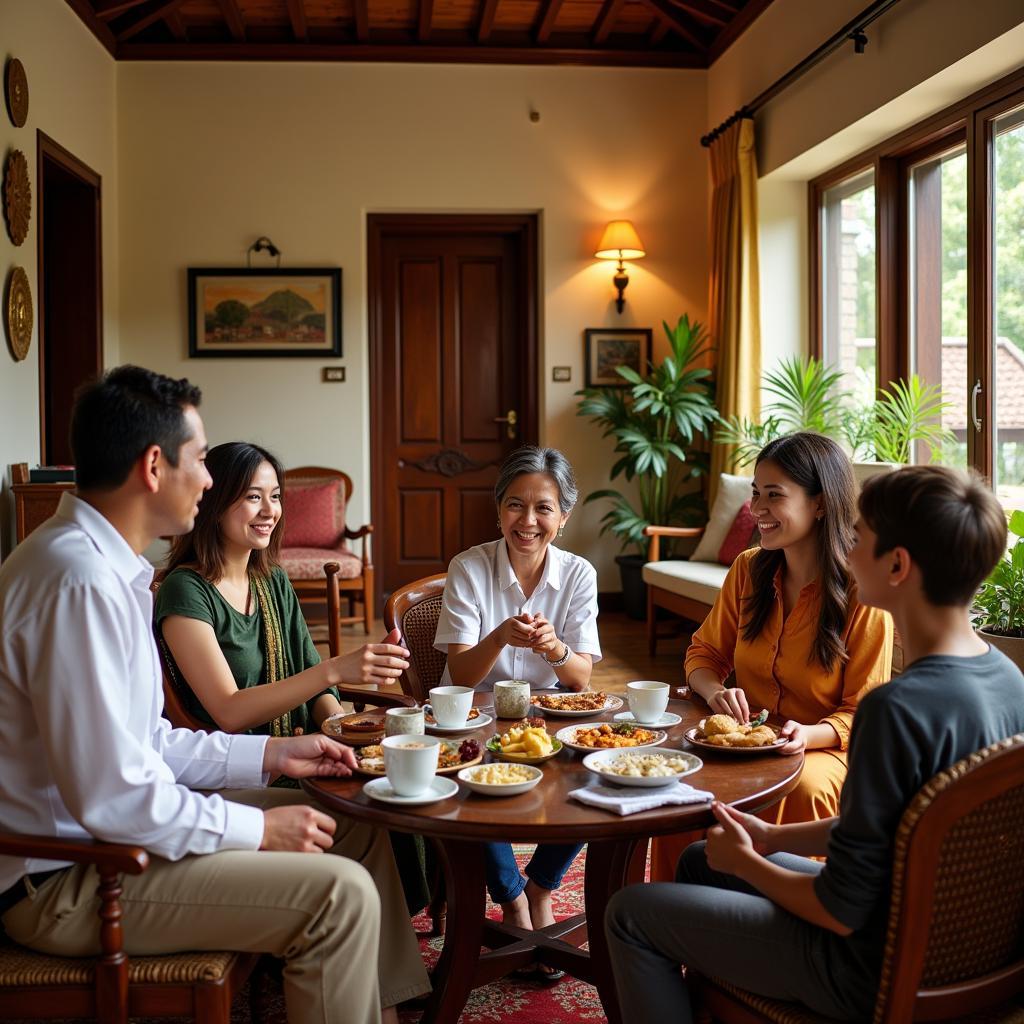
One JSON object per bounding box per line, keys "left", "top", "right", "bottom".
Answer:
{"left": 188, "top": 267, "right": 341, "bottom": 358}
{"left": 584, "top": 327, "right": 652, "bottom": 387}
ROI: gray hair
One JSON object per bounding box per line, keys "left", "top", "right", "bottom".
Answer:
{"left": 494, "top": 446, "right": 578, "bottom": 515}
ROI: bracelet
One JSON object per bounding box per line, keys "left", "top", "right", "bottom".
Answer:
{"left": 545, "top": 642, "right": 572, "bottom": 668}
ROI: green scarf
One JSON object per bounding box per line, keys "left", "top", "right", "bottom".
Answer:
{"left": 252, "top": 573, "right": 293, "bottom": 737}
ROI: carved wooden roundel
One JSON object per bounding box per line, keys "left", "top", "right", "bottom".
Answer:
{"left": 4, "top": 149, "right": 31, "bottom": 246}
{"left": 5, "top": 59, "right": 28, "bottom": 128}
{"left": 5, "top": 266, "right": 33, "bottom": 362}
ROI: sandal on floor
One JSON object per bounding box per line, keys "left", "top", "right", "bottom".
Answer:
{"left": 537, "top": 965, "right": 566, "bottom": 982}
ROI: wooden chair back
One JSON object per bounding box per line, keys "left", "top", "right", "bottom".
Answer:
{"left": 383, "top": 574, "right": 448, "bottom": 703}
{"left": 282, "top": 465, "right": 354, "bottom": 502}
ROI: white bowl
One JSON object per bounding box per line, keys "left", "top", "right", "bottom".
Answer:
{"left": 582, "top": 748, "right": 703, "bottom": 787}
{"left": 457, "top": 763, "right": 543, "bottom": 796}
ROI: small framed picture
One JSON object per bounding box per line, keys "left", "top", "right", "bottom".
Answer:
{"left": 584, "top": 327, "right": 652, "bottom": 387}
{"left": 187, "top": 267, "right": 341, "bottom": 358}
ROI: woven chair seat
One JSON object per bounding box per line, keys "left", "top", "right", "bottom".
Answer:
{"left": 0, "top": 939, "right": 239, "bottom": 987}
{"left": 706, "top": 978, "right": 844, "bottom": 1023}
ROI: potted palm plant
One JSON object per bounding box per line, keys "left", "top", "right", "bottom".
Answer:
{"left": 575, "top": 314, "right": 718, "bottom": 618}
{"left": 974, "top": 510, "right": 1024, "bottom": 672}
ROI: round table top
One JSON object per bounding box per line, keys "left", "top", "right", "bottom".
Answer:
{"left": 304, "top": 696, "right": 803, "bottom": 843}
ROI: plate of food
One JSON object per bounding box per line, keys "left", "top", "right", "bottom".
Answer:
{"left": 322, "top": 712, "right": 386, "bottom": 746}
{"left": 582, "top": 748, "right": 703, "bottom": 788}
{"left": 485, "top": 720, "right": 562, "bottom": 764}
{"left": 458, "top": 762, "right": 543, "bottom": 797}
{"left": 684, "top": 712, "right": 786, "bottom": 754}
{"left": 353, "top": 738, "right": 483, "bottom": 776}
{"left": 528, "top": 691, "right": 624, "bottom": 717}
{"left": 422, "top": 706, "right": 494, "bottom": 734}
{"left": 556, "top": 722, "right": 667, "bottom": 752}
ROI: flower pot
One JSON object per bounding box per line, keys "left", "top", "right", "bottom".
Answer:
{"left": 977, "top": 627, "right": 1024, "bottom": 675}
{"left": 615, "top": 553, "right": 647, "bottom": 621}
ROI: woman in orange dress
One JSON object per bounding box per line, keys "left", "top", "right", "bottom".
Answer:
{"left": 650, "top": 432, "right": 893, "bottom": 880}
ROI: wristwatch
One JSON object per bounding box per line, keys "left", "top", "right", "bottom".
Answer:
{"left": 545, "top": 642, "right": 572, "bottom": 668}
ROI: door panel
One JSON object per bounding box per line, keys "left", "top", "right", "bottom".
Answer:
{"left": 370, "top": 215, "right": 538, "bottom": 602}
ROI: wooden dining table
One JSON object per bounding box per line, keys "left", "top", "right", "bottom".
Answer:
{"left": 304, "top": 695, "right": 803, "bottom": 1024}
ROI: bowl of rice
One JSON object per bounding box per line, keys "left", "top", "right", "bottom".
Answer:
{"left": 582, "top": 748, "right": 703, "bottom": 787}
{"left": 457, "top": 762, "right": 543, "bottom": 796}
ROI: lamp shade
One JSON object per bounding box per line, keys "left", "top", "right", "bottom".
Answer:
{"left": 594, "top": 220, "right": 646, "bottom": 260}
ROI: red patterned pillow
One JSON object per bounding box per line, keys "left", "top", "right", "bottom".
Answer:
{"left": 282, "top": 480, "right": 344, "bottom": 548}
{"left": 717, "top": 500, "right": 757, "bottom": 565}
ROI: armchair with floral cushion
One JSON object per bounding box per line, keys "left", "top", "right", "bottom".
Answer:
{"left": 279, "top": 467, "right": 374, "bottom": 635}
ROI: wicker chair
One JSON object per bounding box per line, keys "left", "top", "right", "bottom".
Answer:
{"left": 694, "top": 733, "right": 1024, "bottom": 1023}
{"left": 383, "top": 573, "right": 448, "bottom": 703}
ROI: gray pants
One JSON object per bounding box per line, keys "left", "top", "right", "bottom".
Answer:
{"left": 604, "top": 842, "right": 873, "bottom": 1023}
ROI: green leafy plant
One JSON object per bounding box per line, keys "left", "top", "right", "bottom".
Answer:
{"left": 865, "top": 376, "right": 956, "bottom": 464}
{"left": 575, "top": 314, "right": 717, "bottom": 555}
{"left": 974, "top": 511, "right": 1024, "bottom": 638}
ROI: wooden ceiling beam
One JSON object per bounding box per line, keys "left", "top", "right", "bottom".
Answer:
{"left": 165, "top": 9, "right": 188, "bottom": 39}
{"left": 115, "top": 0, "right": 188, "bottom": 42}
{"left": 215, "top": 0, "right": 246, "bottom": 41}
{"left": 707, "top": 0, "right": 774, "bottom": 63}
{"left": 592, "top": 0, "right": 624, "bottom": 45}
{"left": 477, "top": 0, "right": 499, "bottom": 42}
{"left": 633, "top": 0, "right": 703, "bottom": 48}
{"left": 648, "top": 17, "right": 670, "bottom": 44}
{"left": 419, "top": 0, "right": 435, "bottom": 41}
{"left": 63, "top": 0, "right": 119, "bottom": 54}
{"left": 667, "top": 0, "right": 728, "bottom": 26}
{"left": 534, "top": 0, "right": 565, "bottom": 43}
{"left": 353, "top": 0, "right": 370, "bottom": 41}
{"left": 95, "top": 0, "right": 150, "bottom": 18}
{"left": 286, "top": 0, "right": 308, "bottom": 41}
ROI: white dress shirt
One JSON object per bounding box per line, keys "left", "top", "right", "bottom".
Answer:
{"left": 0, "top": 494, "right": 268, "bottom": 892}
{"left": 434, "top": 539, "right": 602, "bottom": 691}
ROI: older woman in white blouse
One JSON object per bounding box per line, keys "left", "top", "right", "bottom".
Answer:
{"left": 435, "top": 447, "right": 602, "bottom": 971}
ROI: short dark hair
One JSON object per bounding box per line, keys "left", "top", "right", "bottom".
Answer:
{"left": 858, "top": 465, "right": 1007, "bottom": 606}
{"left": 71, "top": 365, "right": 202, "bottom": 490}
{"left": 166, "top": 441, "right": 285, "bottom": 582}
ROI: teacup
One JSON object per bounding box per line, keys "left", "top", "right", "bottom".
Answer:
{"left": 493, "top": 679, "right": 531, "bottom": 719}
{"left": 428, "top": 685, "right": 474, "bottom": 728}
{"left": 627, "top": 680, "right": 670, "bottom": 725}
{"left": 382, "top": 734, "right": 441, "bottom": 796}
{"left": 385, "top": 706, "right": 425, "bottom": 737}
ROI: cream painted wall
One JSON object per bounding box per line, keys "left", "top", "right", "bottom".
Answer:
{"left": 0, "top": 0, "right": 118, "bottom": 557}
{"left": 116, "top": 62, "right": 708, "bottom": 590}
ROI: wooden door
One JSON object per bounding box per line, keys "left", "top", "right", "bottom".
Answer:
{"left": 369, "top": 214, "right": 538, "bottom": 602}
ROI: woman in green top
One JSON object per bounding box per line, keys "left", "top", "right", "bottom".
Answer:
{"left": 155, "top": 441, "right": 411, "bottom": 736}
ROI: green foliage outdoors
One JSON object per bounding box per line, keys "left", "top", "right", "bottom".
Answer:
{"left": 575, "top": 315, "right": 717, "bottom": 556}
{"left": 974, "top": 510, "right": 1024, "bottom": 637}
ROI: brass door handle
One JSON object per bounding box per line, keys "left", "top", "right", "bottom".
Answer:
{"left": 493, "top": 409, "right": 518, "bottom": 439}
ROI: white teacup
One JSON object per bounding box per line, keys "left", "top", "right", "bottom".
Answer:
{"left": 382, "top": 734, "right": 441, "bottom": 796}
{"left": 627, "top": 680, "right": 670, "bottom": 724}
{"left": 385, "top": 706, "right": 425, "bottom": 737}
{"left": 428, "top": 685, "right": 474, "bottom": 728}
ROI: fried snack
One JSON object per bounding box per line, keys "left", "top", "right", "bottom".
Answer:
{"left": 498, "top": 725, "right": 553, "bottom": 756}
{"left": 530, "top": 691, "right": 608, "bottom": 711}
{"left": 747, "top": 725, "right": 780, "bottom": 745}
{"left": 701, "top": 723, "right": 779, "bottom": 748}
{"left": 702, "top": 714, "right": 741, "bottom": 737}
{"left": 572, "top": 723, "right": 659, "bottom": 748}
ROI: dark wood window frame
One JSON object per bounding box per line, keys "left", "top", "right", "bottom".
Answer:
{"left": 809, "top": 63, "right": 1024, "bottom": 480}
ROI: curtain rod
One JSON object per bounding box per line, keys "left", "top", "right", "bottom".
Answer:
{"left": 700, "top": 0, "right": 906, "bottom": 148}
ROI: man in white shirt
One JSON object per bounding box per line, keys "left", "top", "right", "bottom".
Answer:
{"left": 0, "top": 365, "right": 425, "bottom": 1024}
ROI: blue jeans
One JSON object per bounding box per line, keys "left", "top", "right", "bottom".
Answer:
{"left": 484, "top": 842, "right": 583, "bottom": 904}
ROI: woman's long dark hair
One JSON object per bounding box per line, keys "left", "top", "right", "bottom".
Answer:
{"left": 166, "top": 441, "right": 285, "bottom": 582}
{"left": 741, "top": 432, "right": 857, "bottom": 672}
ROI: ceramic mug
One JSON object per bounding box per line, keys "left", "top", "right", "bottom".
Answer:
{"left": 626, "top": 680, "right": 670, "bottom": 724}
{"left": 428, "top": 685, "right": 474, "bottom": 728}
{"left": 385, "top": 706, "right": 425, "bottom": 737}
{"left": 382, "top": 734, "right": 441, "bottom": 796}
{"left": 493, "top": 679, "right": 531, "bottom": 719}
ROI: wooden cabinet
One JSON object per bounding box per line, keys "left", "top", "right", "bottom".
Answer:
{"left": 10, "top": 464, "right": 73, "bottom": 543}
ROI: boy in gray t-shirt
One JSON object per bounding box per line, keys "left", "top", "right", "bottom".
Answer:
{"left": 606, "top": 466, "right": 1024, "bottom": 1023}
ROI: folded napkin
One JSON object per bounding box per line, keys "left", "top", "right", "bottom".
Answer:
{"left": 569, "top": 782, "right": 715, "bottom": 816}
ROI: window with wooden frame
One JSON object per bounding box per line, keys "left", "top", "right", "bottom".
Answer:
{"left": 810, "top": 65, "right": 1024, "bottom": 505}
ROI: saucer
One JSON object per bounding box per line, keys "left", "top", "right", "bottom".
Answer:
{"left": 425, "top": 712, "right": 493, "bottom": 735}
{"left": 362, "top": 775, "right": 459, "bottom": 805}
{"left": 614, "top": 710, "right": 683, "bottom": 728}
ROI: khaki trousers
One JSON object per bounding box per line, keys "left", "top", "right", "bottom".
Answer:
{"left": 2, "top": 788, "right": 430, "bottom": 1023}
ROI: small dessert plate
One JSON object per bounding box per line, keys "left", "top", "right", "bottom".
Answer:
{"left": 613, "top": 710, "right": 683, "bottom": 728}
{"left": 424, "top": 712, "right": 493, "bottom": 735}
{"left": 458, "top": 764, "right": 543, "bottom": 796}
{"left": 362, "top": 776, "right": 459, "bottom": 805}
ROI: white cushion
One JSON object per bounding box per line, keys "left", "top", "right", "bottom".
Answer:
{"left": 690, "top": 473, "right": 753, "bottom": 563}
{"left": 643, "top": 560, "right": 729, "bottom": 607}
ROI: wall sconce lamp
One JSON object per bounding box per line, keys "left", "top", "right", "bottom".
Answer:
{"left": 247, "top": 236, "right": 281, "bottom": 267}
{"left": 595, "top": 220, "right": 646, "bottom": 314}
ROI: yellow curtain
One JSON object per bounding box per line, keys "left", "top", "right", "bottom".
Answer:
{"left": 707, "top": 117, "right": 761, "bottom": 506}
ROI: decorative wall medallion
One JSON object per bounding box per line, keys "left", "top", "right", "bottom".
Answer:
{"left": 5, "top": 266, "right": 33, "bottom": 362}
{"left": 4, "top": 149, "right": 31, "bottom": 245}
{"left": 5, "top": 59, "right": 28, "bottom": 128}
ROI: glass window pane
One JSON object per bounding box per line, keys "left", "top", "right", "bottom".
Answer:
{"left": 821, "top": 172, "right": 875, "bottom": 407}
{"left": 993, "top": 104, "right": 1024, "bottom": 505}
{"left": 908, "top": 146, "right": 967, "bottom": 468}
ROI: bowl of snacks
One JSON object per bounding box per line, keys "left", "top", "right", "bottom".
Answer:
{"left": 458, "top": 762, "right": 544, "bottom": 796}
{"left": 685, "top": 711, "right": 784, "bottom": 755}
{"left": 582, "top": 748, "right": 703, "bottom": 787}
{"left": 556, "top": 721, "right": 666, "bottom": 752}
{"left": 485, "top": 721, "right": 562, "bottom": 763}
